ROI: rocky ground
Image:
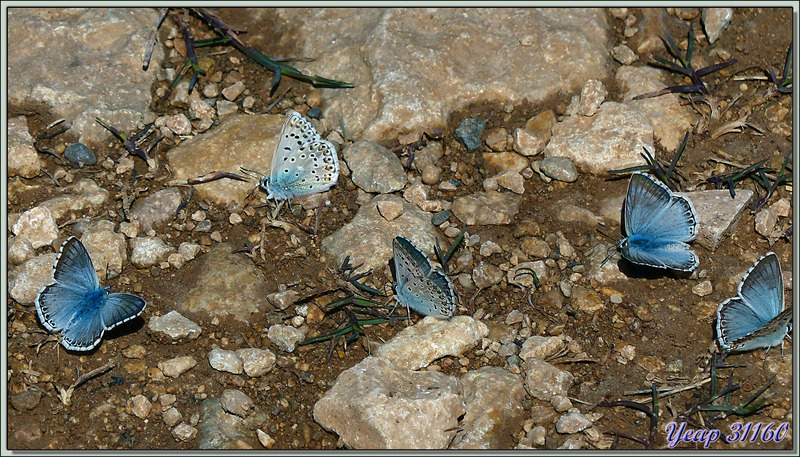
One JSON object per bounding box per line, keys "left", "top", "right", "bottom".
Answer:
{"left": 6, "top": 7, "right": 794, "bottom": 450}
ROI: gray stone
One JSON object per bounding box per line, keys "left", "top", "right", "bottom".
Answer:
{"left": 472, "top": 262, "right": 504, "bottom": 289}
{"left": 10, "top": 389, "right": 42, "bottom": 411}
{"left": 235, "top": 348, "right": 277, "bottom": 377}
{"left": 523, "top": 357, "right": 574, "bottom": 401}
{"left": 450, "top": 367, "right": 525, "bottom": 449}
{"left": 266, "top": 325, "right": 305, "bottom": 353}
{"left": 431, "top": 210, "right": 451, "bottom": 226}
{"left": 220, "top": 389, "right": 254, "bottom": 418}
{"left": 11, "top": 206, "right": 59, "bottom": 249}
{"left": 8, "top": 116, "right": 41, "bottom": 178}
{"left": 37, "top": 179, "right": 109, "bottom": 222}
{"left": 8, "top": 9, "right": 164, "bottom": 147}
{"left": 577, "top": 79, "right": 607, "bottom": 117}
{"left": 81, "top": 224, "right": 127, "bottom": 280}
{"left": 616, "top": 66, "right": 695, "bottom": 152}
{"left": 540, "top": 157, "right": 578, "bottom": 183}
{"left": 172, "top": 423, "right": 198, "bottom": 442}
{"left": 148, "top": 311, "right": 202, "bottom": 343}
{"left": 167, "top": 114, "right": 287, "bottom": 204}
{"left": 197, "top": 397, "right": 268, "bottom": 449}
{"left": 64, "top": 143, "right": 97, "bottom": 166}
{"left": 678, "top": 189, "right": 753, "bottom": 251}
{"left": 544, "top": 102, "right": 653, "bottom": 175}
{"left": 520, "top": 336, "right": 565, "bottom": 361}
{"left": 322, "top": 194, "right": 441, "bottom": 274}
{"left": 129, "top": 394, "right": 152, "bottom": 420}
{"left": 8, "top": 236, "right": 36, "bottom": 266}
{"left": 313, "top": 356, "right": 464, "bottom": 449}
{"left": 162, "top": 407, "right": 183, "bottom": 427}
{"left": 7, "top": 253, "right": 58, "bottom": 305}
{"left": 556, "top": 410, "right": 593, "bottom": 434}
{"left": 288, "top": 9, "right": 609, "bottom": 142}
{"left": 343, "top": 141, "right": 407, "bottom": 193}
{"left": 454, "top": 118, "right": 486, "bottom": 152}
{"left": 129, "top": 188, "right": 184, "bottom": 233}
{"left": 452, "top": 191, "right": 521, "bottom": 226}
{"left": 177, "top": 243, "right": 271, "bottom": 321}
{"left": 130, "top": 236, "right": 173, "bottom": 268}
{"left": 158, "top": 355, "right": 198, "bottom": 378}
{"left": 375, "top": 316, "right": 488, "bottom": 371}
{"left": 208, "top": 348, "right": 243, "bottom": 374}
{"left": 702, "top": 8, "right": 733, "bottom": 43}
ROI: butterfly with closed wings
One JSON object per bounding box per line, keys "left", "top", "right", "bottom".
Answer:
{"left": 717, "top": 252, "right": 792, "bottom": 354}
{"left": 259, "top": 110, "right": 340, "bottom": 202}
{"left": 618, "top": 172, "right": 699, "bottom": 272}
{"left": 35, "top": 237, "right": 146, "bottom": 351}
{"left": 392, "top": 236, "right": 456, "bottom": 320}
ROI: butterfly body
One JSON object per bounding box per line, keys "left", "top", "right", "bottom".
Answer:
{"left": 392, "top": 236, "right": 455, "bottom": 319}
{"left": 260, "top": 111, "right": 339, "bottom": 202}
{"left": 619, "top": 172, "right": 699, "bottom": 271}
{"left": 35, "top": 237, "right": 146, "bottom": 351}
{"left": 717, "top": 252, "right": 791, "bottom": 353}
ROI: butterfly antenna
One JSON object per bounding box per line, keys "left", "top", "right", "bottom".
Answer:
{"left": 244, "top": 184, "right": 261, "bottom": 206}
{"left": 600, "top": 245, "right": 618, "bottom": 268}
{"left": 239, "top": 166, "right": 265, "bottom": 180}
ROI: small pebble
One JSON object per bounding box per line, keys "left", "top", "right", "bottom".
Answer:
{"left": 421, "top": 164, "right": 440, "bottom": 185}
{"left": 692, "top": 280, "right": 713, "bottom": 297}
{"left": 454, "top": 117, "right": 486, "bottom": 153}
{"left": 444, "top": 226, "right": 462, "bottom": 238}
{"left": 306, "top": 107, "right": 322, "bottom": 119}
{"left": 64, "top": 143, "right": 97, "bottom": 166}
{"left": 431, "top": 210, "right": 451, "bottom": 226}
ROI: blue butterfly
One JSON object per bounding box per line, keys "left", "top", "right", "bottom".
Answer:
{"left": 259, "top": 111, "right": 340, "bottom": 202}
{"left": 717, "top": 252, "right": 792, "bottom": 353}
{"left": 35, "top": 237, "right": 146, "bottom": 351}
{"left": 392, "top": 236, "right": 456, "bottom": 319}
{"left": 618, "top": 172, "right": 699, "bottom": 271}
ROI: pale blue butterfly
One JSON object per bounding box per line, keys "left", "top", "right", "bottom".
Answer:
{"left": 618, "top": 172, "right": 699, "bottom": 271}
{"left": 716, "top": 252, "right": 792, "bottom": 353}
{"left": 392, "top": 236, "right": 456, "bottom": 319}
{"left": 259, "top": 111, "right": 340, "bottom": 202}
{"left": 35, "top": 237, "right": 146, "bottom": 351}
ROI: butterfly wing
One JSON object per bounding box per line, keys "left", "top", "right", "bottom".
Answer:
{"left": 35, "top": 237, "right": 100, "bottom": 332}
{"left": 737, "top": 252, "right": 783, "bottom": 322}
{"left": 36, "top": 283, "right": 89, "bottom": 333}
{"left": 717, "top": 252, "right": 788, "bottom": 353}
{"left": 60, "top": 297, "right": 106, "bottom": 351}
{"left": 51, "top": 236, "right": 100, "bottom": 290}
{"left": 621, "top": 173, "right": 698, "bottom": 271}
{"left": 102, "top": 293, "right": 147, "bottom": 331}
{"left": 718, "top": 302, "right": 791, "bottom": 352}
{"left": 623, "top": 172, "right": 698, "bottom": 243}
{"left": 266, "top": 111, "right": 339, "bottom": 200}
{"left": 392, "top": 237, "right": 454, "bottom": 319}
{"left": 622, "top": 242, "right": 699, "bottom": 271}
